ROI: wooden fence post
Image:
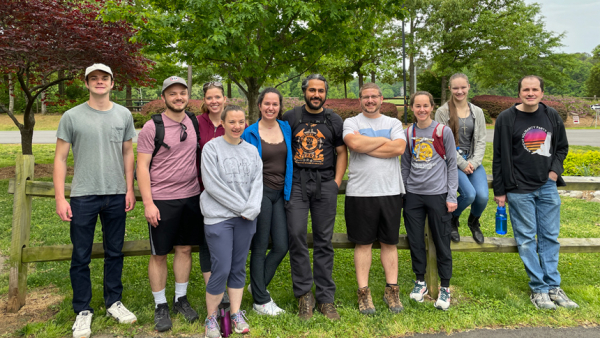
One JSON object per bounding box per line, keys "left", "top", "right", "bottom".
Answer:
{"left": 424, "top": 218, "right": 439, "bottom": 300}
{"left": 8, "top": 154, "right": 34, "bottom": 313}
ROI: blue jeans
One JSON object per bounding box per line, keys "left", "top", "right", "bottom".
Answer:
{"left": 453, "top": 165, "right": 489, "bottom": 217}
{"left": 70, "top": 194, "right": 126, "bottom": 314}
{"left": 507, "top": 179, "right": 561, "bottom": 293}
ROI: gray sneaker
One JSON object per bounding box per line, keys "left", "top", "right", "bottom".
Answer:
{"left": 549, "top": 287, "right": 579, "bottom": 309}
{"left": 530, "top": 292, "right": 557, "bottom": 310}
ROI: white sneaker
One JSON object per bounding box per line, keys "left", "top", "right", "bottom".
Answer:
{"left": 247, "top": 284, "right": 273, "bottom": 301}
{"left": 106, "top": 301, "right": 137, "bottom": 324}
{"left": 253, "top": 300, "right": 285, "bottom": 316}
{"left": 72, "top": 311, "right": 92, "bottom": 338}
{"left": 434, "top": 287, "right": 451, "bottom": 311}
{"left": 409, "top": 281, "right": 428, "bottom": 302}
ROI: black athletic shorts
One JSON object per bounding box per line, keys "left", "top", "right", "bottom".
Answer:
{"left": 345, "top": 195, "right": 403, "bottom": 245}
{"left": 149, "top": 195, "right": 203, "bottom": 255}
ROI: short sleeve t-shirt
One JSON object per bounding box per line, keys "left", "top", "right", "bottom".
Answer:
{"left": 282, "top": 105, "right": 344, "bottom": 182}
{"left": 137, "top": 113, "right": 201, "bottom": 200}
{"left": 56, "top": 102, "right": 136, "bottom": 197}
{"left": 343, "top": 113, "right": 406, "bottom": 197}
{"left": 511, "top": 106, "right": 554, "bottom": 193}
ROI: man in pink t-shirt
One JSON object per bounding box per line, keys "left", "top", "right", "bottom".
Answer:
{"left": 136, "top": 76, "right": 202, "bottom": 331}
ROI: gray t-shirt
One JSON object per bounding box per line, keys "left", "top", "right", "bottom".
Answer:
{"left": 56, "top": 102, "right": 136, "bottom": 197}
{"left": 401, "top": 121, "right": 458, "bottom": 203}
{"left": 457, "top": 114, "right": 474, "bottom": 155}
{"left": 343, "top": 113, "right": 406, "bottom": 197}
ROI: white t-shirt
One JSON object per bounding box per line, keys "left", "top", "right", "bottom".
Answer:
{"left": 343, "top": 113, "right": 406, "bottom": 197}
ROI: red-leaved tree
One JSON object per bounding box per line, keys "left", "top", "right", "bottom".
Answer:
{"left": 0, "top": 0, "right": 154, "bottom": 154}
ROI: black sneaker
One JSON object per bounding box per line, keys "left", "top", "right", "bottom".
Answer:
{"left": 173, "top": 295, "right": 199, "bottom": 322}
{"left": 154, "top": 303, "right": 172, "bottom": 332}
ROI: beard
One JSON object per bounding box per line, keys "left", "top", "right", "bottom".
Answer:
{"left": 165, "top": 100, "right": 186, "bottom": 113}
{"left": 304, "top": 94, "right": 325, "bottom": 111}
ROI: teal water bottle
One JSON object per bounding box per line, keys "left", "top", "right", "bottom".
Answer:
{"left": 495, "top": 206, "right": 507, "bottom": 235}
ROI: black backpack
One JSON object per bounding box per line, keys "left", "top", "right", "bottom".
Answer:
{"left": 136, "top": 111, "right": 201, "bottom": 180}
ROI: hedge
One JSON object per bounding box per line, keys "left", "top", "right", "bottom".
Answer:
{"left": 471, "top": 95, "right": 567, "bottom": 121}
{"left": 323, "top": 99, "right": 398, "bottom": 120}
{"left": 563, "top": 151, "right": 600, "bottom": 176}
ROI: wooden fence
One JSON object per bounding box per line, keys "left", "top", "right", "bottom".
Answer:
{"left": 7, "top": 154, "right": 600, "bottom": 312}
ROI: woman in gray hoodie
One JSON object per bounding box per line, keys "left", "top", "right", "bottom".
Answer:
{"left": 200, "top": 105, "right": 263, "bottom": 338}
{"left": 434, "top": 73, "right": 488, "bottom": 244}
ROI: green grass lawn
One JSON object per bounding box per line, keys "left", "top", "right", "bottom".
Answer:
{"left": 1, "top": 145, "right": 600, "bottom": 337}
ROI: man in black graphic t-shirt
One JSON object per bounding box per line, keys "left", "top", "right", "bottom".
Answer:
{"left": 282, "top": 74, "right": 347, "bottom": 321}
{"left": 493, "top": 75, "right": 577, "bottom": 310}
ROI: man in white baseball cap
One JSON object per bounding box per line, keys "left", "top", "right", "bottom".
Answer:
{"left": 54, "top": 63, "right": 138, "bottom": 338}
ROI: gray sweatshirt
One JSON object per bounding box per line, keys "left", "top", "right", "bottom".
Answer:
{"left": 401, "top": 121, "right": 458, "bottom": 203}
{"left": 200, "top": 137, "right": 263, "bottom": 224}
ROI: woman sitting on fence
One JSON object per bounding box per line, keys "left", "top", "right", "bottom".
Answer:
{"left": 241, "top": 87, "right": 292, "bottom": 316}
{"left": 434, "top": 73, "right": 488, "bottom": 244}
{"left": 401, "top": 91, "right": 458, "bottom": 311}
{"left": 200, "top": 105, "right": 263, "bottom": 337}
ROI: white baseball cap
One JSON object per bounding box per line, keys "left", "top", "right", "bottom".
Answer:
{"left": 85, "top": 63, "right": 113, "bottom": 78}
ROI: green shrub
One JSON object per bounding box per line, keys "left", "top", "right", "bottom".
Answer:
{"left": 481, "top": 109, "right": 493, "bottom": 124}
{"left": 563, "top": 151, "right": 600, "bottom": 176}
{"left": 132, "top": 113, "right": 152, "bottom": 129}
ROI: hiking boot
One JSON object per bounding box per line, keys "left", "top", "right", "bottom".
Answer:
{"left": 530, "top": 292, "right": 557, "bottom": 310}
{"left": 549, "top": 287, "right": 579, "bottom": 309}
{"left": 173, "top": 295, "right": 199, "bottom": 322}
{"left": 204, "top": 312, "right": 221, "bottom": 338}
{"left": 468, "top": 214, "right": 485, "bottom": 244}
{"left": 357, "top": 287, "right": 376, "bottom": 315}
{"left": 106, "top": 301, "right": 137, "bottom": 324}
{"left": 154, "top": 303, "right": 172, "bottom": 332}
{"left": 451, "top": 216, "right": 460, "bottom": 242}
{"left": 230, "top": 310, "right": 250, "bottom": 334}
{"left": 317, "top": 303, "right": 340, "bottom": 320}
{"left": 434, "top": 287, "right": 451, "bottom": 311}
{"left": 383, "top": 285, "right": 404, "bottom": 313}
{"left": 409, "top": 280, "right": 428, "bottom": 302}
{"left": 253, "top": 300, "right": 285, "bottom": 316}
{"left": 72, "top": 310, "right": 93, "bottom": 338}
{"left": 297, "top": 292, "right": 315, "bottom": 320}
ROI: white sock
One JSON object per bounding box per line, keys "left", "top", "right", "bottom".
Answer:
{"left": 174, "top": 282, "right": 188, "bottom": 302}
{"left": 152, "top": 289, "right": 167, "bottom": 308}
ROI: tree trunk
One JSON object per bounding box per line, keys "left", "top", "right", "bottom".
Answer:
{"left": 371, "top": 71, "right": 375, "bottom": 83}
{"left": 9, "top": 73, "right": 15, "bottom": 114}
{"left": 20, "top": 99, "right": 36, "bottom": 155}
{"left": 58, "top": 70, "right": 65, "bottom": 95}
{"left": 41, "top": 91, "right": 47, "bottom": 115}
{"left": 245, "top": 78, "right": 261, "bottom": 124}
{"left": 126, "top": 85, "right": 132, "bottom": 109}
{"left": 441, "top": 76, "right": 448, "bottom": 105}
{"left": 358, "top": 71, "right": 364, "bottom": 90}
{"left": 227, "top": 80, "right": 232, "bottom": 98}
{"left": 344, "top": 78, "right": 347, "bottom": 99}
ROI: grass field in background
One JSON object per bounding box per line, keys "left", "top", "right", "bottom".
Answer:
{"left": 1, "top": 141, "right": 600, "bottom": 337}
{"left": 0, "top": 114, "right": 63, "bottom": 131}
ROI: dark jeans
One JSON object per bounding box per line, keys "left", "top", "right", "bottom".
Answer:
{"left": 285, "top": 180, "right": 338, "bottom": 304}
{"left": 250, "top": 185, "right": 289, "bottom": 305}
{"left": 70, "top": 194, "right": 126, "bottom": 314}
{"left": 403, "top": 192, "right": 453, "bottom": 286}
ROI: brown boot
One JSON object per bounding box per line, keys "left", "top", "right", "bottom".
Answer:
{"left": 383, "top": 285, "right": 404, "bottom": 313}
{"left": 297, "top": 292, "right": 315, "bottom": 320}
{"left": 317, "top": 303, "right": 340, "bottom": 320}
{"left": 357, "top": 287, "right": 376, "bottom": 315}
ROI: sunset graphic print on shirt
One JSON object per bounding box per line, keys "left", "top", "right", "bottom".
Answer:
{"left": 521, "top": 126, "right": 552, "bottom": 157}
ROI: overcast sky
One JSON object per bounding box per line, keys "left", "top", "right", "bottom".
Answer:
{"left": 527, "top": 0, "right": 600, "bottom": 54}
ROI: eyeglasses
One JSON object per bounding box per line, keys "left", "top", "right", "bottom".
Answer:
{"left": 203, "top": 81, "right": 224, "bottom": 91}
{"left": 360, "top": 95, "right": 381, "bottom": 100}
{"left": 179, "top": 123, "right": 187, "bottom": 142}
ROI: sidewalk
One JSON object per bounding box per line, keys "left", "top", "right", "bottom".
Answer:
{"left": 414, "top": 326, "right": 600, "bottom": 338}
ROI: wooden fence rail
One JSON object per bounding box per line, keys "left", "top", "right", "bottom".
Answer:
{"left": 7, "top": 154, "right": 600, "bottom": 312}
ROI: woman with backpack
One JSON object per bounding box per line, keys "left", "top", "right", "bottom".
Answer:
{"left": 241, "top": 87, "right": 292, "bottom": 316}
{"left": 434, "top": 73, "right": 488, "bottom": 244}
{"left": 401, "top": 91, "right": 458, "bottom": 311}
{"left": 201, "top": 104, "right": 263, "bottom": 337}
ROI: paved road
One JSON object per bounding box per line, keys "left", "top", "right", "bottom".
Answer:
{"left": 3, "top": 129, "right": 599, "bottom": 146}
{"left": 413, "top": 326, "right": 600, "bottom": 338}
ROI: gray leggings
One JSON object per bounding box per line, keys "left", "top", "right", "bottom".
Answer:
{"left": 205, "top": 217, "right": 257, "bottom": 295}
